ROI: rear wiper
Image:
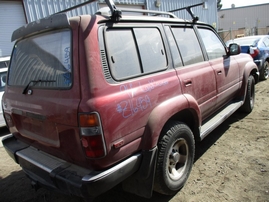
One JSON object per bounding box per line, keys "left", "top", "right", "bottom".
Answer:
{"left": 22, "top": 79, "right": 56, "bottom": 94}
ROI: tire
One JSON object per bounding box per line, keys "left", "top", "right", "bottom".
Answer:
{"left": 241, "top": 75, "right": 255, "bottom": 113}
{"left": 154, "top": 121, "right": 195, "bottom": 195}
{"left": 260, "top": 61, "right": 269, "bottom": 81}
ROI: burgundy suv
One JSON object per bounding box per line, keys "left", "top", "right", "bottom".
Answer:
{"left": 2, "top": 0, "right": 258, "bottom": 200}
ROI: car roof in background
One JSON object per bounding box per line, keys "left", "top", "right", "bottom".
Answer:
{"left": 226, "top": 35, "right": 268, "bottom": 46}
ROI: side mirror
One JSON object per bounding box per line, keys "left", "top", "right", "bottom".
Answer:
{"left": 229, "top": 43, "right": 241, "bottom": 55}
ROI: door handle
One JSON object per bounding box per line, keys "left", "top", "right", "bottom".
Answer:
{"left": 217, "top": 70, "right": 222, "bottom": 75}
{"left": 184, "top": 79, "right": 192, "bottom": 87}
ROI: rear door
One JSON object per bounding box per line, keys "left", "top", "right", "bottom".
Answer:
{"left": 164, "top": 25, "right": 217, "bottom": 119}
{"left": 4, "top": 29, "right": 81, "bottom": 149}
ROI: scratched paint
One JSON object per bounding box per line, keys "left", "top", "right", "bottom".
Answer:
{"left": 116, "top": 79, "right": 168, "bottom": 118}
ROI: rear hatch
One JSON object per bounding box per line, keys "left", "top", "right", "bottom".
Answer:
{"left": 2, "top": 15, "right": 86, "bottom": 165}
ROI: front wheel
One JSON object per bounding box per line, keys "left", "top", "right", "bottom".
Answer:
{"left": 154, "top": 121, "right": 195, "bottom": 195}
{"left": 240, "top": 75, "right": 255, "bottom": 113}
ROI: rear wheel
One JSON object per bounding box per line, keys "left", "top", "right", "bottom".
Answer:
{"left": 260, "top": 61, "right": 269, "bottom": 80}
{"left": 241, "top": 75, "right": 255, "bottom": 113}
{"left": 154, "top": 121, "right": 195, "bottom": 195}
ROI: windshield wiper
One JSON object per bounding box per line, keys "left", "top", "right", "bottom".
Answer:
{"left": 22, "top": 79, "right": 56, "bottom": 94}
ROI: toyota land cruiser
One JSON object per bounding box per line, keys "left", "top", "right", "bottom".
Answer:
{"left": 2, "top": 0, "right": 259, "bottom": 200}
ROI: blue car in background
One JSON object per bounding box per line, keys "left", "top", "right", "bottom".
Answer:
{"left": 226, "top": 35, "right": 269, "bottom": 81}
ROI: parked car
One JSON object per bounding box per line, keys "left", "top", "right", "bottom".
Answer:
{"left": 2, "top": 0, "right": 258, "bottom": 200}
{"left": 0, "top": 56, "right": 10, "bottom": 69}
{"left": 226, "top": 35, "right": 269, "bottom": 80}
{"left": 0, "top": 67, "right": 7, "bottom": 127}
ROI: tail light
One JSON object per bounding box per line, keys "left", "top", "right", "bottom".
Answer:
{"left": 249, "top": 47, "right": 259, "bottom": 58}
{"left": 79, "top": 112, "right": 106, "bottom": 158}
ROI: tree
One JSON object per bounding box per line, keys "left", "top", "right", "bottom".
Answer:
{"left": 217, "top": 0, "right": 222, "bottom": 11}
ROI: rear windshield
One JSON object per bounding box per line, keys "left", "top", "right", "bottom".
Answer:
{"left": 8, "top": 29, "right": 72, "bottom": 89}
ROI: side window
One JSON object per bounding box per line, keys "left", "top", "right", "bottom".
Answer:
{"left": 105, "top": 29, "right": 141, "bottom": 79}
{"left": 134, "top": 28, "right": 167, "bottom": 73}
{"left": 198, "top": 28, "right": 226, "bottom": 60}
{"left": 164, "top": 26, "right": 183, "bottom": 68}
{"left": 171, "top": 27, "right": 204, "bottom": 66}
{"left": 105, "top": 27, "right": 167, "bottom": 80}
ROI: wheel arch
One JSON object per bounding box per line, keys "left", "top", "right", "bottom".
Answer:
{"left": 142, "top": 94, "right": 201, "bottom": 150}
{"left": 238, "top": 61, "right": 259, "bottom": 101}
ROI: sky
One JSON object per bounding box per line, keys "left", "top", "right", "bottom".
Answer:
{"left": 221, "top": 0, "right": 269, "bottom": 9}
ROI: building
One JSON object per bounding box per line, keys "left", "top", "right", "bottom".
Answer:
{"left": 0, "top": 0, "right": 217, "bottom": 57}
{"left": 218, "top": 3, "right": 269, "bottom": 42}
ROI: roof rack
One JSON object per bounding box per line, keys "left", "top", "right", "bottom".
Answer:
{"left": 169, "top": 2, "right": 205, "bottom": 23}
{"left": 56, "top": 0, "right": 204, "bottom": 22}
{"left": 57, "top": 0, "right": 122, "bottom": 21}
{"left": 101, "top": 8, "right": 178, "bottom": 19}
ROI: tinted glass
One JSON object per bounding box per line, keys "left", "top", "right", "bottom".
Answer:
{"left": 8, "top": 30, "right": 72, "bottom": 88}
{"left": 171, "top": 27, "right": 204, "bottom": 66}
{"left": 198, "top": 28, "right": 226, "bottom": 60}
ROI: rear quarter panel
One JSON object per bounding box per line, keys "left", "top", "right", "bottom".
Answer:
{"left": 78, "top": 16, "right": 189, "bottom": 167}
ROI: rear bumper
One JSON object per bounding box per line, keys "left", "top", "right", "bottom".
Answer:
{"left": 2, "top": 134, "right": 142, "bottom": 199}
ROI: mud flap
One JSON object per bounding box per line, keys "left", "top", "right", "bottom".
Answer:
{"left": 122, "top": 146, "right": 157, "bottom": 198}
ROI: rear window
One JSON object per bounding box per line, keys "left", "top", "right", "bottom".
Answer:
{"left": 8, "top": 29, "right": 72, "bottom": 89}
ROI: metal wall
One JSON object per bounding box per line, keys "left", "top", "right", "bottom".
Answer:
{"left": 0, "top": 1, "right": 26, "bottom": 56}
{"left": 218, "top": 4, "right": 269, "bottom": 32}
{"left": 23, "top": 0, "right": 145, "bottom": 22}
{"left": 23, "top": 0, "right": 98, "bottom": 22}
{"left": 23, "top": 0, "right": 217, "bottom": 27}
{"left": 146, "top": 0, "right": 217, "bottom": 28}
